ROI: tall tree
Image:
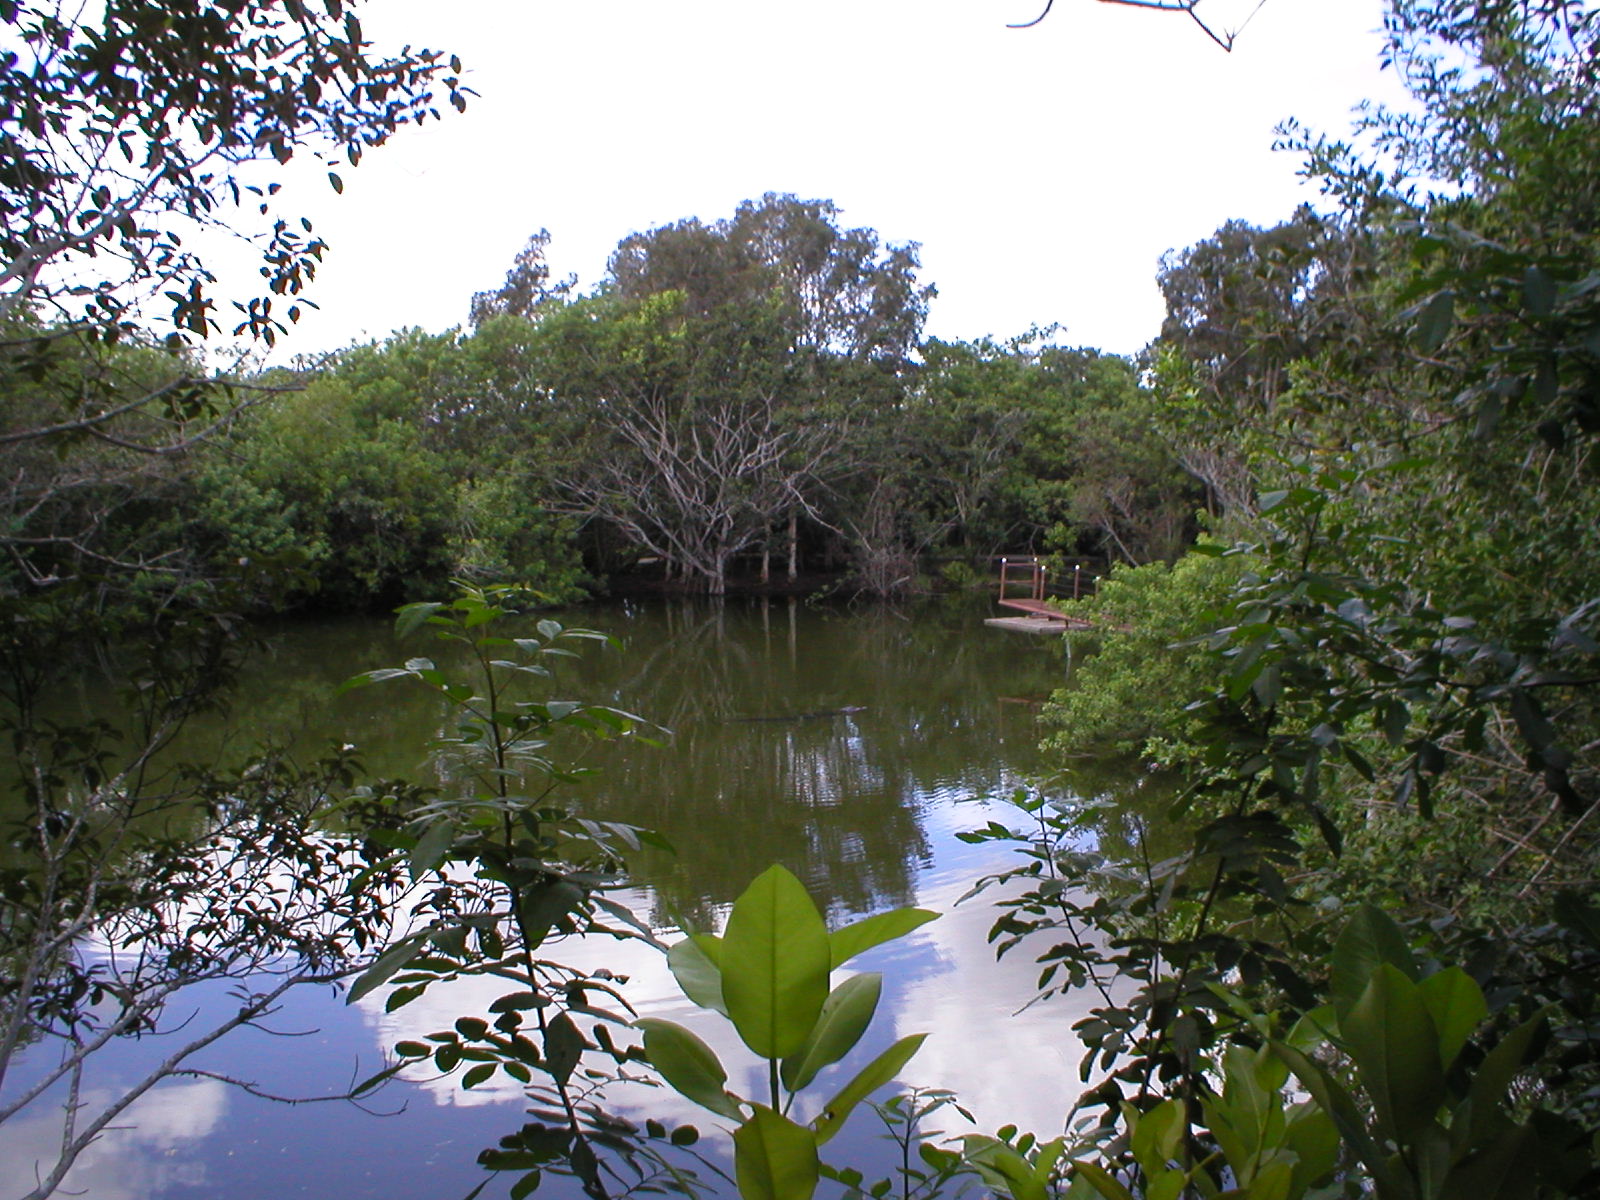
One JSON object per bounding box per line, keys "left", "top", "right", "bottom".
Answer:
{"left": 607, "top": 192, "right": 933, "bottom": 364}
{"left": 529, "top": 195, "right": 934, "bottom": 592}
{"left": 536, "top": 293, "right": 837, "bottom": 595}
{"left": 468, "top": 229, "right": 574, "bottom": 328}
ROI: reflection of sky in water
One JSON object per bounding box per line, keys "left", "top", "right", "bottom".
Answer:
{"left": 3, "top": 603, "right": 1110, "bottom": 1197}
{"left": 0, "top": 1081, "right": 227, "bottom": 1199}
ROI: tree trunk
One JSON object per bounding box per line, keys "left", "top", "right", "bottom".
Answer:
{"left": 787, "top": 510, "right": 798, "bottom": 582}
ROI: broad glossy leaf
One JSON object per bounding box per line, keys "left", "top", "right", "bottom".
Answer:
{"left": 1243, "top": 1159, "right": 1294, "bottom": 1200}
{"left": 1466, "top": 1007, "right": 1549, "bottom": 1146}
{"left": 1415, "top": 289, "right": 1455, "bottom": 352}
{"left": 720, "top": 865, "right": 830, "bottom": 1059}
{"left": 733, "top": 1105, "right": 819, "bottom": 1200}
{"left": 1273, "top": 1040, "right": 1410, "bottom": 1198}
{"left": 394, "top": 601, "right": 444, "bottom": 639}
{"left": 1343, "top": 964, "right": 1445, "bottom": 1143}
{"left": 518, "top": 879, "right": 587, "bottom": 948}
{"left": 667, "top": 935, "right": 727, "bottom": 1015}
{"left": 635, "top": 1018, "right": 744, "bottom": 1121}
{"left": 1281, "top": 1106, "right": 1340, "bottom": 1194}
{"left": 780, "top": 972, "right": 881, "bottom": 1091}
{"left": 1417, "top": 967, "right": 1487, "bottom": 1069}
{"left": 1444, "top": 1121, "right": 1543, "bottom": 1199}
{"left": 811, "top": 1033, "right": 926, "bottom": 1145}
{"left": 1130, "top": 1099, "right": 1185, "bottom": 1174}
{"left": 964, "top": 1139, "right": 1053, "bottom": 1200}
{"left": 828, "top": 908, "right": 939, "bottom": 968}
{"left": 1331, "top": 905, "right": 1417, "bottom": 1017}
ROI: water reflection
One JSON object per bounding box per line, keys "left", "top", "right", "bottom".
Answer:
{"left": 9, "top": 596, "right": 1096, "bottom": 1198}
{"left": 0, "top": 1081, "right": 227, "bottom": 1199}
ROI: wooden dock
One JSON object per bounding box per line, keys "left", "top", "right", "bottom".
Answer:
{"left": 989, "top": 557, "right": 1109, "bottom": 635}
{"left": 985, "top": 614, "right": 1070, "bottom": 635}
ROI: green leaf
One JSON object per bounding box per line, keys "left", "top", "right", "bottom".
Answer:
{"left": 634, "top": 1018, "right": 744, "bottom": 1121}
{"left": 518, "top": 879, "right": 587, "bottom": 948}
{"left": 1445, "top": 1123, "right": 1544, "bottom": 1199}
{"left": 1415, "top": 289, "right": 1455, "bottom": 352}
{"left": 347, "top": 933, "right": 429, "bottom": 1004}
{"left": 461, "top": 1062, "right": 495, "bottom": 1089}
{"left": 1243, "top": 1159, "right": 1294, "bottom": 1200}
{"left": 543, "top": 1012, "right": 586, "bottom": 1085}
{"left": 733, "top": 1105, "right": 819, "bottom": 1200}
{"left": 1270, "top": 1041, "right": 1402, "bottom": 1196}
{"left": 667, "top": 935, "right": 727, "bottom": 1015}
{"left": 1130, "top": 1099, "right": 1185, "bottom": 1174}
{"left": 1280, "top": 1106, "right": 1340, "bottom": 1195}
{"left": 781, "top": 972, "right": 882, "bottom": 1092}
{"left": 828, "top": 908, "right": 939, "bottom": 968}
{"left": 1417, "top": 967, "right": 1487, "bottom": 1069}
{"left": 963, "top": 1139, "right": 1049, "bottom": 1200}
{"left": 1331, "top": 905, "right": 1417, "bottom": 1017}
{"left": 1523, "top": 265, "right": 1556, "bottom": 317}
{"left": 1342, "top": 963, "right": 1446, "bottom": 1143}
{"left": 1466, "top": 1008, "right": 1549, "bottom": 1146}
{"left": 720, "top": 865, "right": 831, "bottom": 1059}
{"left": 408, "top": 817, "right": 455, "bottom": 881}
{"left": 811, "top": 1033, "right": 927, "bottom": 1145}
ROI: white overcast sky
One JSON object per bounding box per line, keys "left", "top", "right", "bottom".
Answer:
{"left": 245, "top": 0, "right": 1411, "bottom": 361}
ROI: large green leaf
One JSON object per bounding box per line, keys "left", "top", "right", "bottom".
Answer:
{"left": 667, "top": 935, "right": 727, "bottom": 1015}
{"left": 828, "top": 907, "right": 939, "bottom": 968}
{"left": 962, "top": 1138, "right": 1049, "bottom": 1200}
{"left": 1244, "top": 1160, "right": 1294, "bottom": 1200}
{"left": 1444, "top": 1121, "right": 1544, "bottom": 1200}
{"left": 1280, "top": 1106, "right": 1340, "bottom": 1195}
{"left": 635, "top": 1018, "right": 744, "bottom": 1121}
{"left": 1129, "top": 1099, "right": 1185, "bottom": 1176}
{"left": 1271, "top": 1041, "right": 1404, "bottom": 1197}
{"left": 1331, "top": 905, "right": 1418, "bottom": 1017}
{"left": 1465, "top": 1007, "right": 1549, "bottom": 1147}
{"left": 1342, "top": 963, "right": 1445, "bottom": 1144}
{"left": 733, "top": 1104, "right": 819, "bottom": 1200}
{"left": 719, "top": 865, "right": 831, "bottom": 1059}
{"left": 811, "top": 1032, "right": 926, "bottom": 1145}
{"left": 780, "top": 972, "right": 881, "bottom": 1092}
{"left": 1417, "top": 967, "right": 1487, "bottom": 1070}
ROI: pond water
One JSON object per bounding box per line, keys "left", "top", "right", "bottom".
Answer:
{"left": 2, "top": 596, "right": 1130, "bottom": 1200}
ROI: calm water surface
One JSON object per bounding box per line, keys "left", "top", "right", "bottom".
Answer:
{"left": 3, "top": 597, "right": 1119, "bottom": 1199}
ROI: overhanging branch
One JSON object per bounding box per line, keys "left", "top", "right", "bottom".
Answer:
{"left": 1009, "top": 0, "right": 1272, "bottom": 51}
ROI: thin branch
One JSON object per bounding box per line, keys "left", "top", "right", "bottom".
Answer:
{"left": 1010, "top": 0, "right": 1255, "bottom": 51}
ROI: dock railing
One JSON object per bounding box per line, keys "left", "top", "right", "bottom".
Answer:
{"left": 997, "top": 555, "right": 1046, "bottom": 604}
{"left": 996, "top": 556, "right": 1097, "bottom": 604}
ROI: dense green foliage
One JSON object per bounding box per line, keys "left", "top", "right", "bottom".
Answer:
{"left": 192, "top": 327, "right": 586, "bottom": 609}
{"left": 1002, "top": 3, "right": 1600, "bottom": 1196}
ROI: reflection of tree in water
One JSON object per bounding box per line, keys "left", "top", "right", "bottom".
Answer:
{"left": 569, "top": 597, "right": 1064, "bottom": 927}
{"left": 125, "top": 595, "right": 1064, "bottom": 930}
